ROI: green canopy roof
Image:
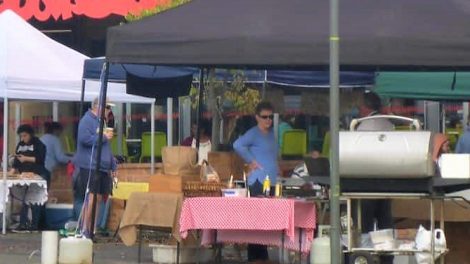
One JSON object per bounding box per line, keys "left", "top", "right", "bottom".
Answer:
{"left": 375, "top": 72, "right": 470, "bottom": 101}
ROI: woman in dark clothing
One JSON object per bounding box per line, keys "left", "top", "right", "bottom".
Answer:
{"left": 10, "top": 124, "right": 48, "bottom": 232}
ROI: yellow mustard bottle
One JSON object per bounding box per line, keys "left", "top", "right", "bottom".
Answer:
{"left": 263, "top": 175, "right": 271, "bottom": 196}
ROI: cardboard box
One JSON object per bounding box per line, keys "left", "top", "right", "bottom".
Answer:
{"left": 208, "top": 152, "right": 245, "bottom": 181}
{"left": 107, "top": 198, "right": 126, "bottom": 231}
{"left": 50, "top": 165, "right": 72, "bottom": 189}
{"left": 393, "top": 200, "right": 470, "bottom": 222}
{"left": 116, "top": 163, "right": 163, "bottom": 182}
{"left": 395, "top": 228, "right": 418, "bottom": 240}
{"left": 148, "top": 173, "right": 200, "bottom": 193}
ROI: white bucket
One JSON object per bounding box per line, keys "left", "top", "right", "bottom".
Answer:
{"left": 41, "top": 231, "right": 58, "bottom": 264}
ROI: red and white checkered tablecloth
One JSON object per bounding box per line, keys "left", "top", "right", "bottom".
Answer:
{"left": 179, "top": 197, "right": 316, "bottom": 252}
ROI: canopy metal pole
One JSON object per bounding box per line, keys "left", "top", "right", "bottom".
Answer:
{"left": 196, "top": 68, "right": 205, "bottom": 151}
{"left": 151, "top": 101, "right": 155, "bottom": 174}
{"left": 167, "top": 98, "right": 173, "bottom": 146}
{"left": 90, "top": 62, "right": 109, "bottom": 240}
{"left": 52, "top": 102, "right": 59, "bottom": 122}
{"left": 273, "top": 113, "right": 279, "bottom": 143}
{"left": 116, "top": 103, "right": 123, "bottom": 156}
{"left": 2, "top": 97, "right": 8, "bottom": 235}
{"left": 79, "top": 79, "right": 86, "bottom": 119}
{"left": 463, "top": 102, "right": 469, "bottom": 129}
{"left": 126, "top": 103, "right": 131, "bottom": 137}
{"left": 14, "top": 103, "right": 20, "bottom": 144}
{"left": 329, "top": 0, "right": 342, "bottom": 262}
{"left": 262, "top": 70, "right": 267, "bottom": 99}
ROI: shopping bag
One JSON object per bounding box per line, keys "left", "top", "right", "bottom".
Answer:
{"left": 415, "top": 225, "right": 447, "bottom": 264}
{"left": 162, "top": 146, "right": 199, "bottom": 176}
{"left": 200, "top": 160, "right": 220, "bottom": 183}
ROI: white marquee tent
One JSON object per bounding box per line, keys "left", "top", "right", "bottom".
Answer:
{"left": 0, "top": 9, "right": 154, "bottom": 234}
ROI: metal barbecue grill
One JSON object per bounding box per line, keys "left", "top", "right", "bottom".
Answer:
{"left": 303, "top": 116, "right": 470, "bottom": 264}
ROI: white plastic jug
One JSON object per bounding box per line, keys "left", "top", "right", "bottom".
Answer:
{"left": 310, "top": 237, "right": 331, "bottom": 264}
{"left": 415, "top": 225, "right": 447, "bottom": 264}
{"left": 58, "top": 236, "right": 93, "bottom": 264}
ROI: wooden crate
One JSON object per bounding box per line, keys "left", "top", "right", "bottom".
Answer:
{"left": 182, "top": 181, "right": 226, "bottom": 197}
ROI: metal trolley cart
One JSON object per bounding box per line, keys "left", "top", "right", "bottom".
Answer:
{"left": 308, "top": 176, "right": 470, "bottom": 264}
{"left": 343, "top": 192, "right": 446, "bottom": 264}
{"left": 308, "top": 115, "right": 470, "bottom": 264}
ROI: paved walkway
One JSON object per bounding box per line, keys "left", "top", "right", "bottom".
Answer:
{"left": 0, "top": 232, "right": 303, "bottom": 263}
{"left": 0, "top": 233, "right": 156, "bottom": 264}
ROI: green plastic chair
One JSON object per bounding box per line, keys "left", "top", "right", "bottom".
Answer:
{"left": 110, "top": 135, "right": 129, "bottom": 158}
{"left": 321, "top": 132, "right": 330, "bottom": 158}
{"left": 395, "top": 124, "right": 418, "bottom": 131}
{"left": 62, "top": 135, "right": 76, "bottom": 154}
{"left": 308, "top": 125, "right": 324, "bottom": 152}
{"left": 281, "top": 129, "right": 307, "bottom": 159}
{"left": 139, "top": 132, "right": 167, "bottom": 163}
{"left": 446, "top": 127, "right": 463, "bottom": 152}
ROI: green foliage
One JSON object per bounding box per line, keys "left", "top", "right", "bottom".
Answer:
{"left": 189, "top": 71, "right": 260, "bottom": 114}
{"left": 223, "top": 72, "right": 260, "bottom": 114}
{"left": 125, "top": 0, "right": 191, "bottom": 22}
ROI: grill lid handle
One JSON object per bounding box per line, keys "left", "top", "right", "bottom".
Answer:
{"left": 350, "top": 115, "right": 421, "bottom": 131}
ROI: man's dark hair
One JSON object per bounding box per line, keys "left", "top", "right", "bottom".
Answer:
{"left": 363, "top": 91, "right": 382, "bottom": 112}
{"left": 255, "top": 101, "right": 274, "bottom": 115}
{"left": 17, "top": 124, "right": 34, "bottom": 136}
{"left": 199, "top": 119, "right": 212, "bottom": 137}
{"left": 44, "top": 122, "right": 63, "bottom": 134}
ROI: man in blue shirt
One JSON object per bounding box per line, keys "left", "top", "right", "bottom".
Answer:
{"left": 40, "top": 122, "right": 71, "bottom": 175}
{"left": 73, "top": 97, "right": 117, "bottom": 237}
{"left": 233, "top": 101, "right": 278, "bottom": 263}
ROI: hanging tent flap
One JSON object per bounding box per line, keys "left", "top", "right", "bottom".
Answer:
{"left": 267, "top": 70, "right": 375, "bottom": 87}
{"left": 375, "top": 72, "right": 470, "bottom": 100}
{"left": 83, "top": 58, "right": 197, "bottom": 81}
{"left": 126, "top": 72, "right": 193, "bottom": 98}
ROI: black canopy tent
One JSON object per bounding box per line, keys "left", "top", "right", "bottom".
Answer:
{"left": 107, "top": 0, "right": 470, "bottom": 70}
{"left": 101, "top": 0, "right": 470, "bottom": 259}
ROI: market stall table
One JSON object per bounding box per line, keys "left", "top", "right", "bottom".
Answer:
{"left": 179, "top": 197, "right": 316, "bottom": 262}
{"left": 118, "top": 192, "right": 183, "bottom": 263}
{"left": 0, "top": 177, "right": 48, "bottom": 214}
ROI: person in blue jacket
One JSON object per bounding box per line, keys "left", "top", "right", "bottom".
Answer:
{"left": 233, "top": 101, "right": 279, "bottom": 263}
{"left": 40, "top": 122, "right": 72, "bottom": 175}
{"left": 73, "top": 97, "right": 117, "bottom": 237}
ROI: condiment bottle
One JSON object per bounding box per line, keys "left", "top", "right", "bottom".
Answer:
{"left": 263, "top": 175, "right": 271, "bottom": 196}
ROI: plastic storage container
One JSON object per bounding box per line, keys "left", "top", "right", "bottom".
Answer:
{"left": 149, "top": 244, "right": 213, "bottom": 264}
{"left": 46, "top": 203, "right": 74, "bottom": 230}
{"left": 369, "top": 229, "right": 396, "bottom": 250}
{"left": 440, "top": 154, "right": 470, "bottom": 179}
{"left": 369, "top": 229, "right": 394, "bottom": 244}
{"left": 221, "top": 188, "right": 247, "bottom": 197}
{"left": 58, "top": 236, "right": 93, "bottom": 264}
